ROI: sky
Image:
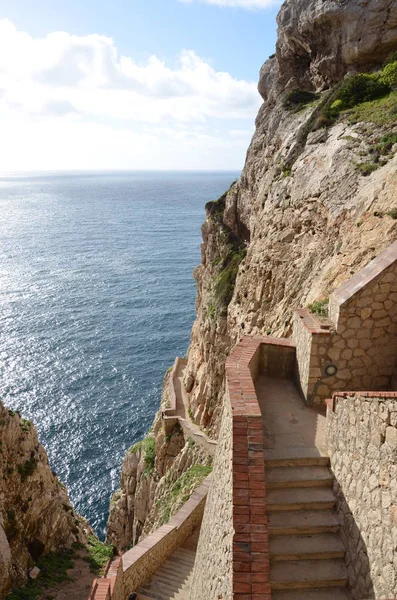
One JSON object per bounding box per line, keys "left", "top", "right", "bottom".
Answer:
{"left": 0, "top": 0, "right": 280, "bottom": 171}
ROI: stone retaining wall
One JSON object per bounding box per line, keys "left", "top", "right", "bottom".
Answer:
{"left": 192, "top": 336, "right": 296, "bottom": 599}
{"left": 190, "top": 396, "right": 233, "bottom": 600}
{"left": 122, "top": 476, "right": 210, "bottom": 596}
{"left": 327, "top": 391, "right": 397, "bottom": 600}
{"left": 163, "top": 356, "right": 217, "bottom": 455}
{"left": 89, "top": 478, "right": 209, "bottom": 600}
{"left": 293, "top": 242, "right": 397, "bottom": 405}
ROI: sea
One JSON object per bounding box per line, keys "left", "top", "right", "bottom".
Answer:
{"left": 0, "top": 170, "right": 239, "bottom": 538}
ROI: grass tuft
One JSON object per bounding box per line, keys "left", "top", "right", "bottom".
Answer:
{"left": 7, "top": 550, "right": 75, "bottom": 600}
{"left": 84, "top": 535, "right": 115, "bottom": 575}
{"left": 307, "top": 298, "right": 329, "bottom": 317}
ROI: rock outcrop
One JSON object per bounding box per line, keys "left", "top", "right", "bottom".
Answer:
{"left": 184, "top": 0, "right": 397, "bottom": 435}
{"left": 0, "top": 402, "right": 90, "bottom": 597}
{"left": 108, "top": 0, "right": 397, "bottom": 542}
{"left": 106, "top": 373, "right": 212, "bottom": 551}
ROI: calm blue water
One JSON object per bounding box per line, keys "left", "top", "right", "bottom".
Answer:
{"left": 0, "top": 171, "right": 238, "bottom": 537}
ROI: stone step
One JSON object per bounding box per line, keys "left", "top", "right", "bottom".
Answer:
{"left": 269, "top": 533, "right": 345, "bottom": 561}
{"left": 139, "top": 581, "right": 190, "bottom": 600}
{"left": 141, "top": 574, "right": 190, "bottom": 595}
{"left": 157, "top": 556, "right": 194, "bottom": 572}
{"left": 266, "top": 487, "right": 336, "bottom": 511}
{"left": 264, "top": 448, "right": 330, "bottom": 468}
{"left": 270, "top": 559, "right": 348, "bottom": 589}
{"left": 155, "top": 564, "right": 192, "bottom": 580}
{"left": 171, "top": 550, "right": 195, "bottom": 565}
{"left": 138, "top": 569, "right": 191, "bottom": 598}
{"left": 268, "top": 510, "right": 339, "bottom": 536}
{"left": 149, "top": 570, "right": 192, "bottom": 589}
{"left": 138, "top": 589, "right": 190, "bottom": 600}
{"left": 265, "top": 466, "right": 333, "bottom": 489}
{"left": 271, "top": 587, "right": 351, "bottom": 599}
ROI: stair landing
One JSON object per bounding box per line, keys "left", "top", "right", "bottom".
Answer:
{"left": 256, "top": 375, "right": 327, "bottom": 456}
{"left": 256, "top": 375, "right": 350, "bottom": 599}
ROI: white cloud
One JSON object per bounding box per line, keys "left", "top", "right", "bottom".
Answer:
{"left": 0, "top": 19, "right": 261, "bottom": 170}
{"left": 179, "top": 0, "right": 279, "bottom": 8}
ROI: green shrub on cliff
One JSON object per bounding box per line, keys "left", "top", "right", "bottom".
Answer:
{"left": 283, "top": 89, "right": 318, "bottom": 111}
{"left": 7, "top": 550, "right": 75, "bottom": 600}
{"left": 381, "top": 62, "right": 397, "bottom": 88}
{"left": 157, "top": 464, "right": 212, "bottom": 525}
{"left": 84, "top": 535, "right": 115, "bottom": 574}
{"left": 337, "top": 73, "right": 390, "bottom": 109}
{"left": 214, "top": 247, "right": 246, "bottom": 314}
{"left": 128, "top": 435, "right": 156, "bottom": 477}
{"left": 307, "top": 298, "right": 329, "bottom": 317}
{"left": 314, "top": 58, "right": 397, "bottom": 127}
{"left": 17, "top": 457, "right": 38, "bottom": 481}
{"left": 143, "top": 436, "right": 156, "bottom": 476}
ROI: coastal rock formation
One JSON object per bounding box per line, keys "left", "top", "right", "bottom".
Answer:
{"left": 0, "top": 402, "right": 90, "bottom": 597}
{"left": 106, "top": 372, "right": 212, "bottom": 551}
{"left": 184, "top": 0, "right": 397, "bottom": 435}
{"left": 260, "top": 0, "right": 397, "bottom": 101}
{"left": 108, "top": 0, "right": 397, "bottom": 542}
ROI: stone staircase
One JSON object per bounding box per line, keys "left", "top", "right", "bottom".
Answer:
{"left": 265, "top": 450, "right": 350, "bottom": 600}
{"left": 136, "top": 546, "right": 195, "bottom": 600}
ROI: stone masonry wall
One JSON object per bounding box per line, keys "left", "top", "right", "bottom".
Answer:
{"left": 293, "top": 246, "right": 397, "bottom": 405}
{"left": 327, "top": 392, "right": 397, "bottom": 600}
{"left": 190, "top": 397, "right": 233, "bottom": 600}
{"left": 122, "top": 478, "right": 208, "bottom": 596}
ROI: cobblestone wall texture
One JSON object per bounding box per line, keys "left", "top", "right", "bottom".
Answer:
{"left": 190, "top": 398, "right": 233, "bottom": 600}
{"left": 327, "top": 393, "right": 397, "bottom": 600}
{"left": 119, "top": 478, "right": 208, "bottom": 597}
{"left": 293, "top": 254, "right": 397, "bottom": 405}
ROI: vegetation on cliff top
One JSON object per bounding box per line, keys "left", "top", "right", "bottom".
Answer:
{"left": 84, "top": 535, "right": 115, "bottom": 574}
{"left": 157, "top": 464, "right": 212, "bottom": 525}
{"left": 129, "top": 435, "right": 156, "bottom": 478}
{"left": 318, "top": 56, "right": 397, "bottom": 127}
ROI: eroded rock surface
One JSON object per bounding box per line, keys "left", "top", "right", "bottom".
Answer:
{"left": 107, "top": 0, "right": 397, "bottom": 544}
{"left": 0, "top": 403, "right": 90, "bottom": 597}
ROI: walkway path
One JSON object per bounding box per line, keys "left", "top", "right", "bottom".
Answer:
{"left": 171, "top": 360, "right": 217, "bottom": 456}
{"left": 256, "top": 376, "right": 350, "bottom": 599}
{"left": 136, "top": 528, "right": 199, "bottom": 600}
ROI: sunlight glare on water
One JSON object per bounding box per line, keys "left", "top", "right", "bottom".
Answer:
{"left": 0, "top": 170, "right": 239, "bottom": 537}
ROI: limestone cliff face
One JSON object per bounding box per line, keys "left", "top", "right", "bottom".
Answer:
{"left": 107, "top": 0, "right": 397, "bottom": 542}
{"left": 184, "top": 0, "right": 397, "bottom": 435}
{"left": 0, "top": 403, "right": 90, "bottom": 597}
{"left": 106, "top": 373, "right": 211, "bottom": 551}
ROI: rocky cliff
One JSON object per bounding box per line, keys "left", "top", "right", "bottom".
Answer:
{"left": 0, "top": 402, "right": 90, "bottom": 597}
{"left": 107, "top": 0, "right": 397, "bottom": 546}
{"left": 106, "top": 372, "right": 212, "bottom": 551}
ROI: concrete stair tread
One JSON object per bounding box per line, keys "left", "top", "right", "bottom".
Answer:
{"left": 269, "top": 533, "right": 345, "bottom": 560}
{"left": 271, "top": 588, "right": 351, "bottom": 599}
{"left": 268, "top": 509, "right": 339, "bottom": 535}
{"left": 155, "top": 566, "right": 192, "bottom": 580}
{"left": 266, "top": 466, "right": 333, "bottom": 488}
{"left": 267, "top": 487, "right": 335, "bottom": 511}
{"left": 172, "top": 549, "right": 195, "bottom": 561}
{"left": 141, "top": 577, "right": 190, "bottom": 595}
{"left": 138, "top": 585, "right": 189, "bottom": 600}
{"left": 264, "top": 448, "right": 329, "bottom": 467}
{"left": 147, "top": 573, "right": 191, "bottom": 589}
{"left": 271, "top": 559, "right": 348, "bottom": 589}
